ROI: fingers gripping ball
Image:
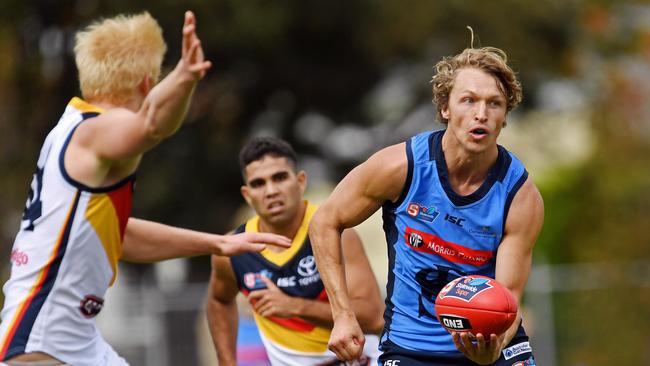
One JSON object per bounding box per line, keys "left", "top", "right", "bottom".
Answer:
{"left": 435, "top": 275, "right": 517, "bottom": 336}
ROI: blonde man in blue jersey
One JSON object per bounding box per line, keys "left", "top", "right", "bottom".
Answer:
{"left": 0, "top": 11, "right": 290, "bottom": 366}
{"left": 310, "top": 46, "right": 544, "bottom": 365}
{"left": 206, "top": 137, "right": 384, "bottom": 365}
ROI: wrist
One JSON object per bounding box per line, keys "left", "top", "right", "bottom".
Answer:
{"left": 332, "top": 307, "right": 356, "bottom": 322}
{"left": 212, "top": 234, "right": 226, "bottom": 256}
{"left": 175, "top": 60, "right": 201, "bottom": 84}
{"left": 288, "top": 296, "right": 304, "bottom": 318}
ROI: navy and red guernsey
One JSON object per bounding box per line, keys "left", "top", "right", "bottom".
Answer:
{"left": 229, "top": 203, "right": 334, "bottom": 359}
{"left": 380, "top": 129, "right": 529, "bottom": 354}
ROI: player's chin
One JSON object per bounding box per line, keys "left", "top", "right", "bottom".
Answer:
{"left": 266, "top": 212, "right": 290, "bottom": 225}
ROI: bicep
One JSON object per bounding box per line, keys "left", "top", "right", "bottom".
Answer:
{"left": 496, "top": 179, "right": 544, "bottom": 300}
{"left": 209, "top": 255, "right": 240, "bottom": 303}
{"left": 318, "top": 143, "right": 408, "bottom": 230}
{"left": 75, "top": 108, "right": 159, "bottom": 162}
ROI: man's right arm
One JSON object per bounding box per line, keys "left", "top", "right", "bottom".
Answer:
{"left": 67, "top": 11, "right": 212, "bottom": 187}
{"left": 309, "top": 143, "right": 407, "bottom": 361}
{"left": 206, "top": 254, "right": 240, "bottom": 366}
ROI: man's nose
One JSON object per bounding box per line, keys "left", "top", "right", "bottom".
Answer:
{"left": 474, "top": 102, "right": 488, "bottom": 122}
{"left": 265, "top": 182, "right": 280, "bottom": 196}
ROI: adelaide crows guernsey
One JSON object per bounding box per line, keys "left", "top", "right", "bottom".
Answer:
{"left": 380, "top": 130, "right": 528, "bottom": 353}
{"left": 230, "top": 202, "right": 378, "bottom": 365}
{"left": 0, "top": 98, "right": 132, "bottom": 365}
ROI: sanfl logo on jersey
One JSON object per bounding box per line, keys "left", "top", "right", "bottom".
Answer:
{"left": 406, "top": 202, "right": 440, "bottom": 222}
{"left": 243, "top": 270, "right": 274, "bottom": 290}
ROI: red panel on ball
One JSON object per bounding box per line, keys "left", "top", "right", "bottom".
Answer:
{"left": 434, "top": 275, "right": 518, "bottom": 336}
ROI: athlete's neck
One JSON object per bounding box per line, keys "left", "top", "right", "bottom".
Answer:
{"left": 258, "top": 201, "right": 308, "bottom": 252}
{"left": 441, "top": 132, "right": 498, "bottom": 196}
{"left": 87, "top": 96, "right": 143, "bottom": 112}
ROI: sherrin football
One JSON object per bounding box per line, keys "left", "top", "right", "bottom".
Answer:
{"left": 434, "top": 275, "right": 518, "bottom": 336}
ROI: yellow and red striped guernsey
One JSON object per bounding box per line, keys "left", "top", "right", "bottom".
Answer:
{"left": 0, "top": 98, "right": 135, "bottom": 366}
{"left": 85, "top": 185, "right": 133, "bottom": 285}
{"left": 230, "top": 202, "right": 381, "bottom": 365}
{"left": 230, "top": 203, "right": 335, "bottom": 364}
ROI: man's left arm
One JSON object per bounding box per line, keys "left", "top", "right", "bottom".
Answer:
{"left": 120, "top": 218, "right": 291, "bottom": 262}
{"left": 454, "top": 178, "right": 544, "bottom": 364}
{"left": 495, "top": 178, "right": 544, "bottom": 345}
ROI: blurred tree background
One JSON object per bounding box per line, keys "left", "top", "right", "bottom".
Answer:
{"left": 0, "top": 1, "right": 648, "bottom": 365}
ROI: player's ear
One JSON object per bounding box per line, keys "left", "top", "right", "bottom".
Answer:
{"left": 138, "top": 74, "right": 153, "bottom": 97}
{"left": 441, "top": 105, "right": 450, "bottom": 120}
{"left": 240, "top": 185, "right": 252, "bottom": 205}
{"left": 296, "top": 170, "right": 307, "bottom": 193}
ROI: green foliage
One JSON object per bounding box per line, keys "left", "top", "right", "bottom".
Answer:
{"left": 0, "top": 1, "right": 649, "bottom": 364}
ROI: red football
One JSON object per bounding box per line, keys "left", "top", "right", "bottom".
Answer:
{"left": 434, "top": 275, "right": 518, "bottom": 336}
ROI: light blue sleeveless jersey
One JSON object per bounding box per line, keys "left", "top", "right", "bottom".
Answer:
{"left": 380, "top": 130, "right": 528, "bottom": 353}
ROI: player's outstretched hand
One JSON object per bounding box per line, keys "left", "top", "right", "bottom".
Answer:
{"left": 452, "top": 332, "right": 504, "bottom": 365}
{"left": 179, "top": 10, "right": 211, "bottom": 81}
{"left": 328, "top": 313, "right": 365, "bottom": 361}
{"left": 214, "top": 232, "right": 291, "bottom": 256}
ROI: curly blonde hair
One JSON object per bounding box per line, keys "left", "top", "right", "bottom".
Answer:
{"left": 431, "top": 47, "right": 522, "bottom": 124}
{"left": 74, "top": 12, "right": 167, "bottom": 104}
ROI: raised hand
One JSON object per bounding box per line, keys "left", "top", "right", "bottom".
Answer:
{"left": 452, "top": 331, "right": 505, "bottom": 365}
{"left": 214, "top": 232, "right": 291, "bottom": 256}
{"left": 328, "top": 313, "right": 365, "bottom": 361}
{"left": 180, "top": 10, "right": 211, "bottom": 80}
{"left": 248, "top": 275, "right": 295, "bottom": 318}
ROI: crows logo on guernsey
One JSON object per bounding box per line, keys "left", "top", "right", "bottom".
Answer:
{"left": 79, "top": 295, "right": 104, "bottom": 318}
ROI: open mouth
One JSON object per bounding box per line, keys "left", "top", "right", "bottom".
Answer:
{"left": 267, "top": 201, "right": 284, "bottom": 212}
{"left": 470, "top": 127, "right": 488, "bottom": 137}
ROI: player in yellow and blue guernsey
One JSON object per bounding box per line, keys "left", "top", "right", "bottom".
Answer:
{"left": 206, "top": 137, "right": 384, "bottom": 366}
{"left": 0, "top": 11, "right": 290, "bottom": 366}
{"left": 310, "top": 46, "right": 544, "bottom": 365}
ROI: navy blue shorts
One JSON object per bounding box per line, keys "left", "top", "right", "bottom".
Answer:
{"left": 378, "top": 327, "right": 535, "bottom": 366}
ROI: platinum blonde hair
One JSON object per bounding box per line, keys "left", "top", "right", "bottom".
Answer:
{"left": 74, "top": 12, "right": 167, "bottom": 104}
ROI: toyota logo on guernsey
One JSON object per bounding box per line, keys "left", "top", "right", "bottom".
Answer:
{"left": 406, "top": 202, "right": 440, "bottom": 222}
{"left": 297, "top": 255, "right": 318, "bottom": 277}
